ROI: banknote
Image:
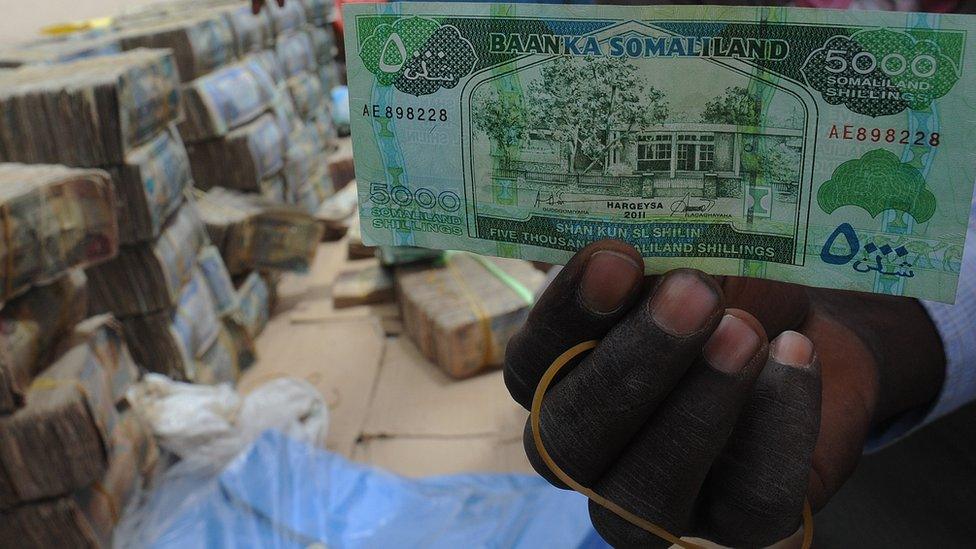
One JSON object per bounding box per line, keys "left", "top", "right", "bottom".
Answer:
{"left": 344, "top": 2, "right": 976, "bottom": 302}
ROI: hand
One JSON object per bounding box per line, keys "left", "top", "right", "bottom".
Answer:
{"left": 251, "top": 0, "right": 285, "bottom": 15}
{"left": 504, "top": 240, "right": 944, "bottom": 547}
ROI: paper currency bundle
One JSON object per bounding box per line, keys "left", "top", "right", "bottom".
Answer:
{"left": 395, "top": 253, "right": 544, "bottom": 379}
{"left": 197, "top": 187, "right": 323, "bottom": 275}
{"left": 87, "top": 200, "right": 206, "bottom": 317}
{"left": 315, "top": 182, "right": 357, "bottom": 240}
{"left": 275, "top": 31, "right": 316, "bottom": 79}
{"left": 178, "top": 56, "right": 277, "bottom": 143}
{"left": 197, "top": 245, "right": 240, "bottom": 318}
{"left": 0, "top": 49, "right": 181, "bottom": 166}
{"left": 119, "top": 268, "right": 220, "bottom": 380}
{"left": 286, "top": 70, "right": 326, "bottom": 122}
{"left": 252, "top": 48, "right": 285, "bottom": 85}
{"left": 265, "top": 0, "right": 308, "bottom": 37}
{"left": 308, "top": 26, "right": 336, "bottom": 68}
{"left": 219, "top": 4, "right": 274, "bottom": 55}
{"left": 0, "top": 35, "right": 121, "bottom": 68}
{"left": 186, "top": 113, "right": 286, "bottom": 191}
{"left": 332, "top": 265, "right": 394, "bottom": 309}
{"left": 283, "top": 124, "right": 325, "bottom": 200}
{"left": 0, "top": 315, "right": 139, "bottom": 509}
{"left": 193, "top": 321, "right": 252, "bottom": 385}
{"left": 346, "top": 214, "right": 374, "bottom": 260}
{"left": 0, "top": 164, "right": 118, "bottom": 305}
{"left": 106, "top": 125, "right": 192, "bottom": 244}
{"left": 117, "top": 15, "right": 236, "bottom": 82}
{"left": 295, "top": 164, "right": 334, "bottom": 215}
{"left": 0, "top": 410, "right": 158, "bottom": 548}
{"left": 300, "top": 0, "right": 334, "bottom": 26}
{"left": 0, "top": 271, "right": 88, "bottom": 414}
{"left": 235, "top": 271, "right": 271, "bottom": 339}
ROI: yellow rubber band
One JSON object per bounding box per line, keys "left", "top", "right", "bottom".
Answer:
{"left": 530, "top": 340, "right": 814, "bottom": 549}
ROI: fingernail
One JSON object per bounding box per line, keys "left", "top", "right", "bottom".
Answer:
{"left": 704, "top": 314, "right": 762, "bottom": 374}
{"left": 770, "top": 331, "right": 814, "bottom": 368}
{"left": 648, "top": 271, "right": 718, "bottom": 335}
{"left": 580, "top": 250, "right": 643, "bottom": 314}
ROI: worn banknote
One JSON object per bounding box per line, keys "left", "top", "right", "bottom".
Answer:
{"left": 345, "top": 3, "right": 976, "bottom": 302}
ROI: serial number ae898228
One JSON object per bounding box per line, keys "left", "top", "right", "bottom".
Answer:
{"left": 363, "top": 104, "right": 448, "bottom": 122}
{"left": 826, "top": 124, "right": 940, "bottom": 146}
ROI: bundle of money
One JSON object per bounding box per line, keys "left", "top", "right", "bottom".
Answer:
{"left": 378, "top": 246, "right": 444, "bottom": 268}
{"left": 119, "top": 268, "right": 220, "bottom": 379}
{"left": 285, "top": 70, "right": 326, "bottom": 122}
{"left": 87, "top": 199, "right": 206, "bottom": 317}
{"left": 346, "top": 215, "right": 374, "bottom": 260}
{"left": 308, "top": 26, "right": 335, "bottom": 67}
{"left": 0, "top": 271, "right": 88, "bottom": 414}
{"left": 0, "top": 410, "right": 158, "bottom": 548}
{"left": 252, "top": 48, "right": 285, "bottom": 85}
{"left": 333, "top": 265, "right": 394, "bottom": 309}
{"left": 0, "top": 164, "right": 117, "bottom": 305}
{"left": 197, "top": 245, "right": 240, "bottom": 318}
{"left": 117, "top": 15, "right": 236, "bottom": 82}
{"left": 283, "top": 124, "right": 322, "bottom": 199}
{"left": 344, "top": 2, "right": 976, "bottom": 303}
{"left": 265, "top": 0, "right": 307, "bottom": 37}
{"left": 0, "top": 49, "right": 181, "bottom": 166}
{"left": 178, "top": 57, "right": 276, "bottom": 143}
{"left": 271, "top": 83, "right": 301, "bottom": 138}
{"left": 275, "top": 31, "right": 315, "bottom": 79}
{"left": 309, "top": 103, "right": 338, "bottom": 149}
{"left": 186, "top": 113, "right": 286, "bottom": 191}
{"left": 300, "top": 0, "right": 333, "bottom": 27}
{"left": 295, "top": 164, "right": 334, "bottom": 215}
{"left": 196, "top": 187, "right": 323, "bottom": 275}
{"left": 106, "top": 125, "right": 191, "bottom": 244}
{"left": 0, "top": 35, "right": 120, "bottom": 68}
{"left": 235, "top": 271, "right": 271, "bottom": 339}
{"left": 395, "top": 253, "right": 543, "bottom": 379}
{"left": 219, "top": 4, "right": 273, "bottom": 55}
{"left": 193, "top": 323, "right": 249, "bottom": 385}
{"left": 315, "top": 182, "right": 357, "bottom": 240}
{"left": 0, "top": 315, "right": 138, "bottom": 509}
{"left": 325, "top": 137, "right": 354, "bottom": 190}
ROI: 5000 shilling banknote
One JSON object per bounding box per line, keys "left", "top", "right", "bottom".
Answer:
{"left": 344, "top": 2, "right": 976, "bottom": 302}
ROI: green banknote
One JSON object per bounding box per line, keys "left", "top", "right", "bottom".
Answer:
{"left": 344, "top": 2, "right": 976, "bottom": 302}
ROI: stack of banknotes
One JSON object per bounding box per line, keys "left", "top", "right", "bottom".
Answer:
{"left": 217, "top": 3, "right": 274, "bottom": 55}
{"left": 186, "top": 113, "right": 286, "bottom": 191}
{"left": 197, "top": 187, "right": 323, "bottom": 275}
{"left": 396, "top": 252, "right": 544, "bottom": 379}
{"left": 344, "top": 2, "right": 976, "bottom": 303}
{"left": 106, "top": 125, "right": 193, "bottom": 244}
{"left": 116, "top": 14, "right": 236, "bottom": 82}
{"left": 316, "top": 182, "right": 359, "bottom": 240}
{"left": 0, "top": 165, "right": 118, "bottom": 305}
{"left": 0, "top": 316, "right": 139, "bottom": 509}
{"left": 87, "top": 200, "right": 206, "bottom": 317}
{"left": 275, "top": 31, "right": 316, "bottom": 80}
{"left": 0, "top": 410, "right": 158, "bottom": 548}
{"left": 332, "top": 265, "right": 395, "bottom": 309}
{"left": 265, "top": 0, "right": 308, "bottom": 38}
{"left": 178, "top": 55, "right": 277, "bottom": 143}
{"left": 0, "top": 271, "right": 88, "bottom": 414}
{"left": 0, "top": 49, "right": 180, "bottom": 166}
{"left": 235, "top": 271, "right": 273, "bottom": 340}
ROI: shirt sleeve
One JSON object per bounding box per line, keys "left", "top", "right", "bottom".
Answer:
{"left": 866, "top": 196, "right": 976, "bottom": 450}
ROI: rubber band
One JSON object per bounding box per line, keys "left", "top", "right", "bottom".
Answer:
{"left": 530, "top": 340, "right": 814, "bottom": 549}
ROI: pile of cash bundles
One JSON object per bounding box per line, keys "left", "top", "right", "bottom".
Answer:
{"left": 0, "top": 165, "right": 158, "bottom": 547}
{"left": 113, "top": 0, "right": 341, "bottom": 214}
{"left": 0, "top": 50, "right": 251, "bottom": 384}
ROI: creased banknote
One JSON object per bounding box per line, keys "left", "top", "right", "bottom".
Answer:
{"left": 345, "top": 2, "right": 976, "bottom": 302}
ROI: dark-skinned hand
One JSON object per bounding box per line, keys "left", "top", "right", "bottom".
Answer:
{"left": 504, "top": 240, "right": 945, "bottom": 547}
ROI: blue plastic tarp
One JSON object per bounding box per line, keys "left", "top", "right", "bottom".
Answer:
{"left": 131, "top": 430, "right": 608, "bottom": 548}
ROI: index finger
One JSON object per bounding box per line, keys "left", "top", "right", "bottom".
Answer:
{"left": 504, "top": 240, "right": 645, "bottom": 409}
